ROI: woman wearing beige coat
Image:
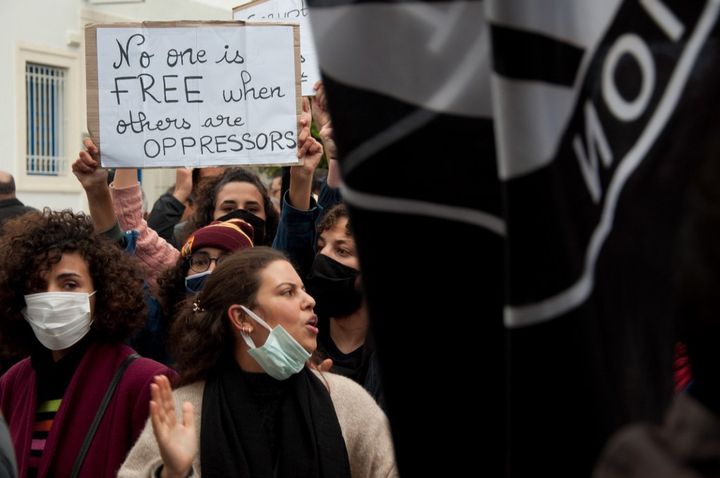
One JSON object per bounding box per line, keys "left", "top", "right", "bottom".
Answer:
{"left": 118, "top": 247, "right": 397, "bottom": 478}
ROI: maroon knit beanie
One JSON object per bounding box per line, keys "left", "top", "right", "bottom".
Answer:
{"left": 181, "top": 218, "right": 254, "bottom": 257}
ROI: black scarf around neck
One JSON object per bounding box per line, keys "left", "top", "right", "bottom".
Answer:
{"left": 200, "top": 361, "right": 351, "bottom": 478}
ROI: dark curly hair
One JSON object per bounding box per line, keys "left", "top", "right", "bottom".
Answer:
{"left": 170, "top": 247, "right": 288, "bottom": 385}
{"left": 317, "top": 202, "right": 351, "bottom": 235}
{"left": 0, "top": 209, "right": 147, "bottom": 356}
{"left": 184, "top": 167, "right": 278, "bottom": 246}
{"left": 156, "top": 255, "right": 191, "bottom": 319}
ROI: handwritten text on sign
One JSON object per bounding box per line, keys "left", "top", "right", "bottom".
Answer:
{"left": 95, "top": 25, "right": 299, "bottom": 168}
{"left": 233, "top": 0, "right": 319, "bottom": 96}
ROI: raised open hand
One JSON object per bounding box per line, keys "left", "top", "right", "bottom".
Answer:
{"left": 149, "top": 375, "right": 197, "bottom": 478}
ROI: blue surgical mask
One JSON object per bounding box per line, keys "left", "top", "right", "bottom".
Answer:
{"left": 185, "top": 271, "right": 212, "bottom": 294}
{"left": 239, "top": 305, "right": 311, "bottom": 380}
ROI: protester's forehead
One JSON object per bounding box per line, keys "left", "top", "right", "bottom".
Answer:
{"left": 321, "top": 218, "right": 353, "bottom": 242}
{"left": 217, "top": 181, "right": 263, "bottom": 202}
{"left": 259, "top": 260, "right": 300, "bottom": 289}
{"left": 43, "top": 251, "right": 91, "bottom": 279}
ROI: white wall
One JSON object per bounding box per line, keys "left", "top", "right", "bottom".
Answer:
{"left": 87, "top": 0, "right": 233, "bottom": 21}
{"left": 0, "top": 1, "right": 82, "bottom": 210}
{"left": 0, "top": 0, "right": 236, "bottom": 213}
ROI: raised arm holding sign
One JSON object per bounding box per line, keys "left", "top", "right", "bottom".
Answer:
{"left": 85, "top": 21, "right": 301, "bottom": 169}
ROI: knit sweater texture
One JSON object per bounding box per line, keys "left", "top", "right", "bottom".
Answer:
{"left": 118, "top": 371, "right": 397, "bottom": 478}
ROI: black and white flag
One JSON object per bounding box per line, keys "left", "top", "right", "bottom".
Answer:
{"left": 307, "top": 0, "right": 720, "bottom": 475}
{"left": 497, "top": 1, "right": 720, "bottom": 474}
{"left": 308, "top": 0, "right": 505, "bottom": 475}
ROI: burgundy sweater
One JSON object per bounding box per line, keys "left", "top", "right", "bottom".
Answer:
{"left": 0, "top": 342, "right": 176, "bottom": 478}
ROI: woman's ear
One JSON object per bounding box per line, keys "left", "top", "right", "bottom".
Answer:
{"left": 227, "top": 304, "right": 253, "bottom": 334}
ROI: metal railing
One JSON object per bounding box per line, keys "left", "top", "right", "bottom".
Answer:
{"left": 26, "top": 63, "right": 66, "bottom": 176}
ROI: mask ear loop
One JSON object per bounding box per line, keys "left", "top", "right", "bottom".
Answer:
{"left": 238, "top": 305, "right": 272, "bottom": 349}
{"left": 185, "top": 270, "right": 212, "bottom": 281}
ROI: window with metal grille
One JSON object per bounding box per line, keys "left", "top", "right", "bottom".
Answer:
{"left": 26, "top": 63, "right": 66, "bottom": 176}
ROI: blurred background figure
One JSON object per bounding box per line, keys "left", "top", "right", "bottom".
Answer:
{"left": 0, "top": 413, "right": 17, "bottom": 478}
{"left": 593, "top": 131, "right": 720, "bottom": 478}
{"left": 0, "top": 172, "right": 35, "bottom": 232}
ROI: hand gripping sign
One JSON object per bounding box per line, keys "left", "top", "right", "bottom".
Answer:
{"left": 85, "top": 21, "right": 301, "bottom": 168}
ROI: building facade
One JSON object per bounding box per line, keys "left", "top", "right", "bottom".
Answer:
{"left": 0, "top": 0, "right": 238, "bottom": 212}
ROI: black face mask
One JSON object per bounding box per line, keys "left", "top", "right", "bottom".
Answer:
{"left": 216, "top": 209, "right": 266, "bottom": 245}
{"left": 305, "top": 254, "right": 362, "bottom": 320}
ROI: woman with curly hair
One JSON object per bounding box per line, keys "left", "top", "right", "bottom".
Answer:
{"left": 0, "top": 209, "right": 176, "bottom": 478}
{"left": 119, "top": 247, "right": 397, "bottom": 478}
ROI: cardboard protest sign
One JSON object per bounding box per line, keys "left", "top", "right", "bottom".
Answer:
{"left": 85, "top": 21, "right": 301, "bottom": 168}
{"left": 233, "top": 0, "right": 318, "bottom": 96}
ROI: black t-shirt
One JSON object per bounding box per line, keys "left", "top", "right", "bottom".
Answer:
{"left": 317, "top": 324, "right": 368, "bottom": 384}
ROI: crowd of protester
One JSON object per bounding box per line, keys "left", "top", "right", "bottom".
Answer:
{"left": 0, "top": 81, "right": 396, "bottom": 477}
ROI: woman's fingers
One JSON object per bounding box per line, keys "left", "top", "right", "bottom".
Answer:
{"left": 182, "top": 401, "right": 195, "bottom": 430}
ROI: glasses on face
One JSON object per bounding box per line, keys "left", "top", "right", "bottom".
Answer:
{"left": 188, "top": 252, "right": 229, "bottom": 273}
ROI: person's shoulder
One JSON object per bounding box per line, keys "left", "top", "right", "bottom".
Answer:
{"left": 0, "top": 202, "right": 36, "bottom": 223}
{"left": 173, "top": 380, "right": 205, "bottom": 400}
{"left": 0, "top": 358, "right": 32, "bottom": 385}
{"left": 313, "top": 370, "right": 395, "bottom": 473}
{"left": 172, "top": 381, "right": 205, "bottom": 403}
{"left": 317, "top": 370, "right": 360, "bottom": 392}
{"left": 117, "top": 348, "right": 178, "bottom": 391}
{"left": 593, "top": 394, "right": 717, "bottom": 477}
{"left": 593, "top": 421, "right": 668, "bottom": 477}
{"left": 314, "top": 371, "right": 379, "bottom": 412}
{"left": 127, "top": 356, "right": 177, "bottom": 380}
{"left": 0, "top": 358, "right": 33, "bottom": 408}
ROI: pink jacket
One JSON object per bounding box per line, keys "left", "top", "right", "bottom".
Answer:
{"left": 110, "top": 183, "right": 179, "bottom": 293}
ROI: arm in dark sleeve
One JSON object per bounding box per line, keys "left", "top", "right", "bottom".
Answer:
{"left": 272, "top": 190, "right": 322, "bottom": 279}
{"left": 318, "top": 182, "right": 342, "bottom": 210}
{"left": 147, "top": 192, "right": 185, "bottom": 246}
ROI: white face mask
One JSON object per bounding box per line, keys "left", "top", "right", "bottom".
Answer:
{"left": 22, "top": 291, "right": 96, "bottom": 351}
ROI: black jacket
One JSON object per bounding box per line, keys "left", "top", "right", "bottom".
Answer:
{"left": 147, "top": 192, "right": 184, "bottom": 248}
{"left": 0, "top": 198, "right": 36, "bottom": 229}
